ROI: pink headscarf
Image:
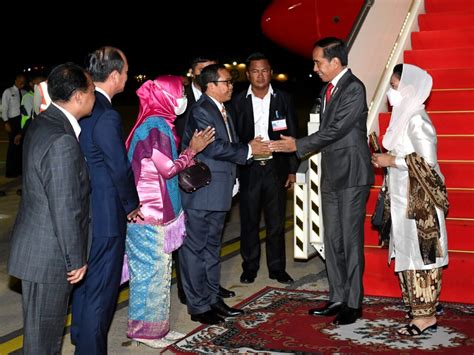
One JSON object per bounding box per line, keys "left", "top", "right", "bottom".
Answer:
{"left": 126, "top": 75, "right": 184, "bottom": 149}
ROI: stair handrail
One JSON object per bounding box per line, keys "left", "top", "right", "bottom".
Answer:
{"left": 347, "top": 0, "right": 375, "bottom": 52}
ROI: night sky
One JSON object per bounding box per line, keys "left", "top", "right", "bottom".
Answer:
{"left": 2, "top": 1, "right": 313, "bottom": 90}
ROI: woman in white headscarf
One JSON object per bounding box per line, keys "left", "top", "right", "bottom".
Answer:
{"left": 372, "top": 64, "right": 449, "bottom": 336}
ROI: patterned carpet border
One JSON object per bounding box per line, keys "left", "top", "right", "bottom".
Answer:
{"left": 166, "top": 286, "right": 474, "bottom": 354}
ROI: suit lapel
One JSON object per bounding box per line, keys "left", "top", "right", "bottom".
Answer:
{"left": 204, "top": 95, "right": 232, "bottom": 142}
{"left": 321, "top": 70, "right": 352, "bottom": 121}
{"left": 244, "top": 94, "right": 255, "bottom": 139}
{"left": 268, "top": 92, "right": 278, "bottom": 137}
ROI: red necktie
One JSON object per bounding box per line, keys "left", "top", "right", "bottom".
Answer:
{"left": 325, "top": 83, "right": 334, "bottom": 104}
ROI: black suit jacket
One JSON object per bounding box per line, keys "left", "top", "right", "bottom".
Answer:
{"left": 231, "top": 87, "right": 299, "bottom": 183}
{"left": 296, "top": 69, "right": 374, "bottom": 191}
{"left": 175, "top": 84, "right": 198, "bottom": 141}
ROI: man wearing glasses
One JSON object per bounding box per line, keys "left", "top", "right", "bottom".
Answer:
{"left": 179, "top": 64, "right": 270, "bottom": 325}
{"left": 174, "top": 56, "right": 237, "bottom": 305}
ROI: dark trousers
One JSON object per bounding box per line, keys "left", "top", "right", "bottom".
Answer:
{"left": 5, "top": 115, "right": 22, "bottom": 178}
{"left": 179, "top": 208, "right": 226, "bottom": 314}
{"left": 321, "top": 185, "right": 370, "bottom": 309}
{"left": 21, "top": 280, "right": 72, "bottom": 355}
{"left": 239, "top": 160, "right": 287, "bottom": 274}
{"left": 71, "top": 236, "right": 125, "bottom": 355}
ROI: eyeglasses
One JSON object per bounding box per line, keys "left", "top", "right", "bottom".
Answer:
{"left": 211, "top": 79, "right": 233, "bottom": 86}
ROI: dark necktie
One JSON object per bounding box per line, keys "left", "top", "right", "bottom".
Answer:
{"left": 18, "top": 88, "right": 23, "bottom": 105}
{"left": 325, "top": 82, "right": 334, "bottom": 104}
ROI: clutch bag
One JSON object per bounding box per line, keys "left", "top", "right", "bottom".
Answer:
{"left": 178, "top": 159, "right": 212, "bottom": 193}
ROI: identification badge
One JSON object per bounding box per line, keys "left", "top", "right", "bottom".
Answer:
{"left": 272, "top": 119, "right": 287, "bottom": 131}
{"left": 272, "top": 111, "right": 287, "bottom": 131}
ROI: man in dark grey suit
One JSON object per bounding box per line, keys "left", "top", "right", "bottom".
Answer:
{"left": 8, "top": 63, "right": 94, "bottom": 354}
{"left": 270, "top": 37, "right": 374, "bottom": 325}
{"left": 174, "top": 56, "right": 236, "bottom": 303}
{"left": 179, "top": 64, "right": 270, "bottom": 325}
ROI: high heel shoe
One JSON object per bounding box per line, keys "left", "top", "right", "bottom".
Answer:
{"left": 397, "top": 323, "right": 437, "bottom": 336}
{"left": 132, "top": 337, "right": 174, "bottom": 348}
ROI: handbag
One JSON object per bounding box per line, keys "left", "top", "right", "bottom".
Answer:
{"left": 178, "top": 159, "right": 212, "bottom": 193}
{"left": 371, "top": 182, "right": 391, "bottom": 247}
{"left": 369, "top": 131, "right": 391, "bottom": 247}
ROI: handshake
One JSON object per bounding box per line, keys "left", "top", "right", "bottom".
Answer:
{"left": 249, "top": 135, "right": 297, "bottom": 156}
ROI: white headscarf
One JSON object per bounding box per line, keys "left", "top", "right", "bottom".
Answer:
{"left": 382, "top": 64, "right": 433, "bottom": 150}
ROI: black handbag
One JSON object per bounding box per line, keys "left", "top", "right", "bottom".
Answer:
{"left": 178, "top": 160, "right": 211, "bottom": 193}
{"left": 369, "top": 132, "right": 391, "bottom": 247}
{"left": 371, "top": 182, "right": 391, "bottom": 247}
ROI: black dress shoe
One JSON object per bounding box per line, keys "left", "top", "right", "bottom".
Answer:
{"left": 240, "top": 271, "right": 256, "bottom": 284}
{"left": 333, "top": 306, "right": 362, "bottom": 325}
{"left": 308, "top": 301, "right": 343, "bottom": 316}
{"left": 219, "top": 286, "right": 236, "bottom": 298}
{"left": 269, "top": 270, "right": 294, "bottom": 284}
{"left": 0, "top": 191, "right": 6, "bottom": 197}
{"left": 210, "top": 300, "right": 244, "bottom": 317}
{"left": 190, "top": 310, "right": 224, "bottom": 325}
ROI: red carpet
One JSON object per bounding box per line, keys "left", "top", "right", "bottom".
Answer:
{"left": 366, "top": 0, "right": 474, "bottom": 303}
{"left": 166, "top": 287, "right": 474, "bottom": 354}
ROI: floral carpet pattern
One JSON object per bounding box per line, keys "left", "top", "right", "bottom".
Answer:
{"left": 167, "top": 287, "right": 474, "bottom": 354}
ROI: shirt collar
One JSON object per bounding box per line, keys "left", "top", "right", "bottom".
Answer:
{"left": 246, "top": 84, "right": 274, "bottom": 98}
{"left": 95, "top": 87, "right": 111, "bottom": 103}
{"left": 52, "top": 102, "right": 81, "bottom": 139}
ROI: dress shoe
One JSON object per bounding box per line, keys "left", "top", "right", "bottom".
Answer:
{"left": 0, "top": 191, "right": 5, "bottom": 197}
{"left": 190, "top": 310, "right": 224, "bottom": 325}
{"left": 219, "top": 285, "right": 236, "bottom": 298}
{"left": 269, "top": 270, "right": 294, "bottom": 284}
{"left": 210, "top": 300, "right": 244, "bottom": 317}
{"left": 308, "top": 301, "right": 343, "bottom": 316}
{"left": 240, "top": 270, "right": 257, "bottom": 284}
{"left": 333, "top": 306, "right": 362, "bottom": 325}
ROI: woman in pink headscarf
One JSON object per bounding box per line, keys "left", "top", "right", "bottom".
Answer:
{"left": 125, "top": 75, "right": 214, "bottom": 348}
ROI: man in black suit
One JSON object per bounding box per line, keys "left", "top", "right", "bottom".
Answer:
{"left": 270, "top": 37, "right": 374, "bottom": 325}
{"left": 179, "top": 64, "right": 270, "bottom": 325}
{"left": 8, "top": 63, "right": 94, "bottom": 354}
{"left": 231, "top": 53, "right": 298, "bottom": 285}
{"left": 174, "top": 56, "right": 236, "bottom": 303}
